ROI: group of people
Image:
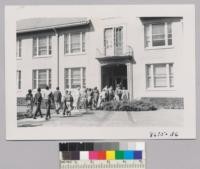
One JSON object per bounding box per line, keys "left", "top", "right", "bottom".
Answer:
{"left": 25, "top": 84, "right": 129, "bottom": 120}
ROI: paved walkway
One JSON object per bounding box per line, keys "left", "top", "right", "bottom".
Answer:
{"left": 17, "top": 109, "right": 183, "bottom": 127}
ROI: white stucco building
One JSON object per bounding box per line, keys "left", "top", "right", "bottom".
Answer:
{"left": 16, "top": 17, "right": 184, "bottom": 102}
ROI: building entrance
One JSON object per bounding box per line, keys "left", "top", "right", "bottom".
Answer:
{"left": 101, "top": 64, "right": 127, "bottom": 90}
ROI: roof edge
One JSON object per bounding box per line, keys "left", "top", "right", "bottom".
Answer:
{"left": 17, "top": 20, "right": 90, "bottom": 33}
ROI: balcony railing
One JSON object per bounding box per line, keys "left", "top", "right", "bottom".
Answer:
{"left": 96, "top": 45, "right": 134, "bottom": 58}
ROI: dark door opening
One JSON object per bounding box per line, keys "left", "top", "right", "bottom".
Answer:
{"left": 101, "top": 64, "right": 127, "bottom": 90}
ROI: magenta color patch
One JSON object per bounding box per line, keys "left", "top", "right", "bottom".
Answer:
{"left": 89, "top": 151, "right": 98, "bottom": 160}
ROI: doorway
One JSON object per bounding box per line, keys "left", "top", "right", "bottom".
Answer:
{"left": 101, "top": 64, "right": 127, "bottom": 90}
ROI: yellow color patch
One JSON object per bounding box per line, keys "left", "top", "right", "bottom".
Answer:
{"left": 106, "top": 151, "right": 115, "bottom": 160}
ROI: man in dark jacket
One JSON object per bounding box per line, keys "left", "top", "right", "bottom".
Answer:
{"left": 53, "top": 87, "right": 62, "bottom": 114}
{"left": 33, "top": 88, "right": 43, "bottom": 119}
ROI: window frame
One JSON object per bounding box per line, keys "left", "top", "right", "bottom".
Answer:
{"left": 32, "top": 69, "right": 51, "bottom": 89}
{"left": 64, "top": 32, "right": 86, "bottom": 55}
{"left": 144, "top": 22, "right": 173, "bottom": 49}
{"left": 32, "top": 35, "right": 52, "bottom": 58}
{"left": 104, "top": 26, "right": 124, "bottom": 56}
{"left": 64, "top": 67, "right": 86, "bottom": 89}
{"left": 145, "top": 63, "right": 175, "bottom": 90}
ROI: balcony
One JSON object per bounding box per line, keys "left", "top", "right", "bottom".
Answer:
{"left": 96, "top": 45, "right": 135, "bottom": 64}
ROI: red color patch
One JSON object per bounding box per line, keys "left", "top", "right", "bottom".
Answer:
{"left": 97, "top": 151, "right": 106, "bottom": 160}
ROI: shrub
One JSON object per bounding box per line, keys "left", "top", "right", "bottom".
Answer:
{"left": 101, "top": 100, "right": 157, "bottom": 111}
{"left": 141, "top": 97, "right": 184, "bottom": 109}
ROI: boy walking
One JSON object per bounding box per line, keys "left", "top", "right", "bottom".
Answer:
{"left": 53, "top": 87, "right": 62, "bottom": 114}
{"left": 44, "top": 86, "right": 53, "bottom": 120}
{"left": 63, "top": 90, "right": 73, "bottom": 116}
{"left": 33, "top": 88, "right": 43, "bottom": 119}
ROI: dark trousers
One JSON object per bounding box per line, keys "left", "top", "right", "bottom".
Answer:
{"left": 46, "top": 101, "right": 51, "bottom": 119}
{"left": 34, "top": 103, "right": 42, "bottom": 118}
{"left": 63, "top": 102, "right": 71, "bottom": 116}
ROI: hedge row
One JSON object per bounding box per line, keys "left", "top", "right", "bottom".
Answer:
{"left": 100, "top": 100, "right": 157, "bottom": 111}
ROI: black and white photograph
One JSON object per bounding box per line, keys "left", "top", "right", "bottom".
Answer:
{"left": 5, "top": 5, "right": 196, "bottom": 139}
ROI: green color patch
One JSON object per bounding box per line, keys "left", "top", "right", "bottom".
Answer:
{"left": 115, "top": 151, "right": 124, "bottom": 160}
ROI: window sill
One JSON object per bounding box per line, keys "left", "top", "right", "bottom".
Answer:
{"left": 146, "top": 87, "right": 175, "bottom": 91}
{"left": 145, "top": 45, "right": 174, "bottom": 50}
{"left": 16, "top": 57, "right": 22, "bottom": 60}
{"left": 32, "top": 55, "right": 52, "bottom": 59}
{"left": 64, "top": 52, "right": 86, "bottom": 56}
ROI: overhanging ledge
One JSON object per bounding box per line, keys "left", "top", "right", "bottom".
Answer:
{"left": 96, "top": 55, "right": 136, "bottom": 64}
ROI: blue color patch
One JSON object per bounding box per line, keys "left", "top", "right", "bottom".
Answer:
{"left": 134, "top": 151, "right": 142, "bottom": 160}
{"left": 124, "top": 151, "right": 134, "bottom": 159}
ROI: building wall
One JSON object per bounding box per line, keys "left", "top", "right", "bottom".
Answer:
{"left": 16, "top": 17, "right": 184, "bottom": 99}
{"left": 17, "top": 31, "right": 58, "bottom": 96}
{"left": 58, "top": 23, "right": 101, "bottom": 93}
{"left": 130, "top": 18, "right": 184, "bottom": 98}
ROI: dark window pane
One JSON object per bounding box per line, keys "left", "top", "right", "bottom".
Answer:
{"left": 48, "top": 36, "right": 52, "bottom": 55}
{"left": 82, "top": 33, "right": 85, "bottom": 52}
{"left": 152, "top": 40, "right": 165, "bottom": 46}
{"left": 64, "top": 34, "right": 69, "bottom": 54}
{"left": 168, "top": 39, "right": 172, "bottom": 45}
{"left": 33, "top": 38, "right": 37, "bottom": 56}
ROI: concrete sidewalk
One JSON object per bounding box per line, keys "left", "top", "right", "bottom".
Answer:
{"left": 17, "top": 108, "right": 183, "bottom": 127}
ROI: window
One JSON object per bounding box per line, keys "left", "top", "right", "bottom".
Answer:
{"left": 64, "top": 32, "right": 85, "bottom": 54}
{"left": 64, "top": 68, "right": 86, "bottom": 89}
{"left": 16, "top": 70, "right": 21, "bottom": 89}
{"left": 33, "top": 69, "right": 51, "bottom": 89}
{"left": 16, "top": 39, "right": 22, "bottom": 58}
{"left": 146, "top": 63, "right": 174, "bottom": 89}
{"left": 32, "top": 35, "right": 52, "bottom": 56}
{"left": 144, "top": 22, "right": 172, "bottom": 48}
{"left": 104, "top": 27, "right": 123, "bottom": 56}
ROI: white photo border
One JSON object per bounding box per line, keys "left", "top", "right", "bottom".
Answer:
{"left": 5, "top": 5, "right": 196, "bottom": 140}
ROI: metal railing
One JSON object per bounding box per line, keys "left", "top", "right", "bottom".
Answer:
{"left": 96, "top": 45, "right": 134, "bottom": 58}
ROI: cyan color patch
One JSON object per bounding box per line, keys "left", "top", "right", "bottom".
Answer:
{"left": 124, "top": 151, "right": 134, "bottom": 159}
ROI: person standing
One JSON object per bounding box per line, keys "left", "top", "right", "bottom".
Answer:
{"left": 79, "top": 88, "right": 87, "bottom": 110}
{"left": 33, "top": 88, "right": 43, "bottom": 119}
{"left": 97, "top": 88, "right": 106, "bottom": 109}
{"left": 115, "top": 84, "right": 122, "bottom": 101}
{"left": 92, "top": 87, "right": 99, "bottom": 109}
{"left": 121, "top": 87, "right": 129, "bottom": 102}
{"left": 86, "top": 88, "right": 93, "bottom": 109}
{"left": 63, "top": 90, "right": 73, "bottom": 116}
{"left": 44, "top": 86, "right": 53, "bottom": 120}
{"left": 53, "top": 87, "right": 62, "bottom": 114}
{"left": 73, "top": 87, "right": 80, "bottom": 110}
{"left": 25, "top": 89, "right": 34, "bottom": 116}
{"left": 108, "top": 86, "right": 114, "bottom": 101}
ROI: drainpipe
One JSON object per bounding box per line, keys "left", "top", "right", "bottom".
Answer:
{"left": 53, "top": 28, "right": 59, "bottom": 88}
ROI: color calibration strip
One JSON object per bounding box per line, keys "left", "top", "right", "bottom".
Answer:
{"left": 59, "top": 142, "right": 145, "bottom": 169}
{"left": 61, "top": 150, "right": 142, "bottom": 160}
